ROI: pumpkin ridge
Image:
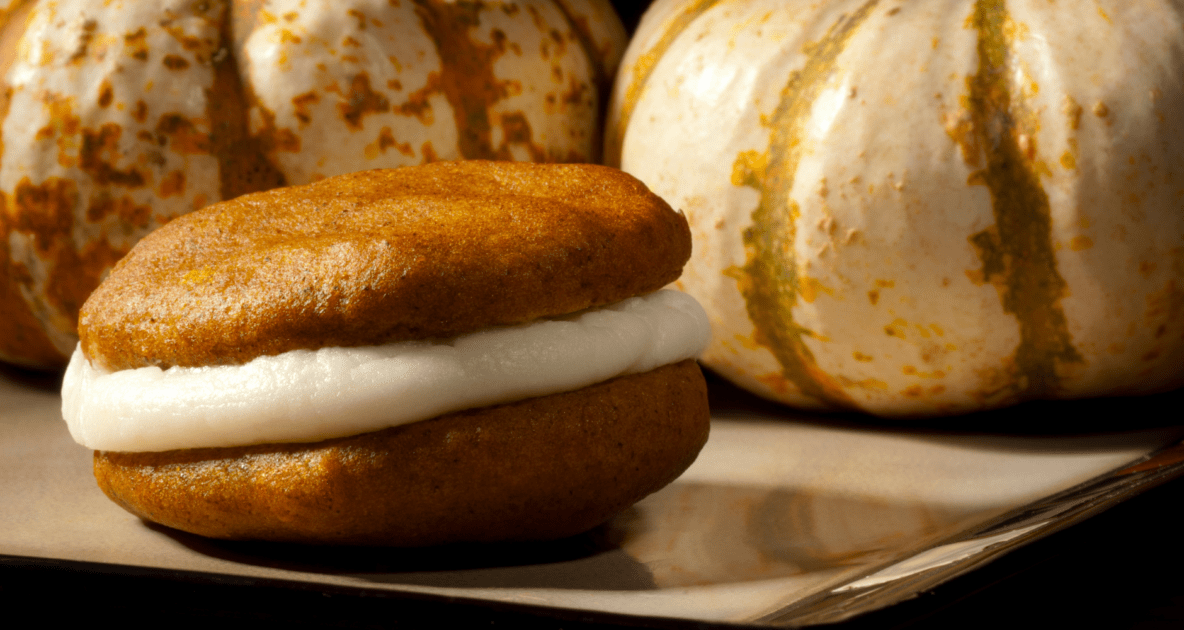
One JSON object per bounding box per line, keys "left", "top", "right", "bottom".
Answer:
{"left": 209, "top": 0, "right": 287, "bottom": 201}
{"left": 604, "top": 0, "right": 721, "bottom": 168}
{"left": 412, "top": 0, "right": 507, "bottom": 161}
{"left": 963, "top": 0, "right": 1083, "bottom": 403}
{"left": 737, "top": 0, "right": 881, "bottom": 410}
{"left": 553, "top": 1, "right": 609, "bottom": 163}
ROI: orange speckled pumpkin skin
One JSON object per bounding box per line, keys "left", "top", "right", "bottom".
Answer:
{"left": 608, "top": 0, "right": 1184, "bottom": 416}
{"left": 0, "top": 0, "right": 625, "bottom": 368}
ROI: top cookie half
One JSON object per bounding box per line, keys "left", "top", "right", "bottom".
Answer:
{"left": 79, "top": 162, "right": 691, "bottom": 371}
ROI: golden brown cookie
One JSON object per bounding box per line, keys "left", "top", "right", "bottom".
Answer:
{"left": 75, "top": 161, "right": 709, "bottom": 546}
{"left": 80, "top": 161, "right": 691, "bottom": 371}
{"left": 94, "top": 360, "right": 709, "bottom": 545}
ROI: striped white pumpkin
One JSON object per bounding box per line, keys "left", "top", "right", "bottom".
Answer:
{"left": 608, "top": 0, "right": 1184, "bottom": 415}
{"left": 0, "top": 0, "right": 625, "bottom": 368}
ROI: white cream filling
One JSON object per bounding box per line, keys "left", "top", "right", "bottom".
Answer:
{"left": 62, "top": 290, "right": 711, "bottom": 453}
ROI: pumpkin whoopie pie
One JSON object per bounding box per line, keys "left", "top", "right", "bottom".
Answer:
{"left": 61, "top": 161, "right": 712, "bottom": 546}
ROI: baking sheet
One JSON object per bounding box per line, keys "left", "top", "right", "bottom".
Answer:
{"left": 3, "top": 364, "right": 1183, "bottom": 626}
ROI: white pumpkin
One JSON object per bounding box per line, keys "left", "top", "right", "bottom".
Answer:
{"left": 608, "top": 0, "right": 1184, "bottom": 415}
{"left": 0, "top": 0, "right": 625, "bottom": 368}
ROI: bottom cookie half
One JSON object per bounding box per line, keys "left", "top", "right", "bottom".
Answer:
{"left": 94, "top": 360, "right": 709, "bottom": 545}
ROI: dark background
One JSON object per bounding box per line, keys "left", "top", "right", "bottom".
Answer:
{"left": 612, "top": 0, "right": 648, "bottom": 33}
